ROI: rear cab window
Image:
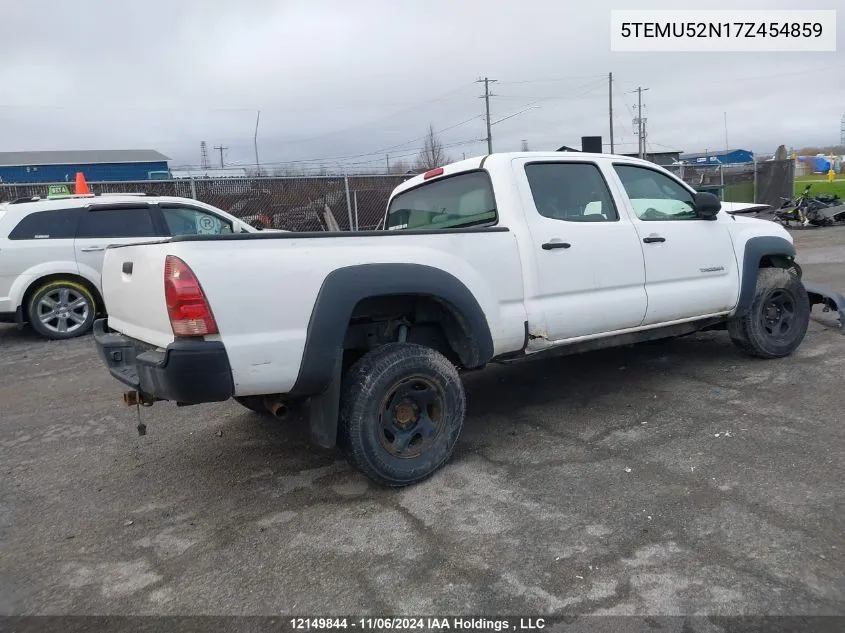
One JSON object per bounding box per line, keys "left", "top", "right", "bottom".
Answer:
{"left": 386, "top": 170, "right": 497, "bottom": 230}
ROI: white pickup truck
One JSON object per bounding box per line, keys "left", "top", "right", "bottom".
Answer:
{"left": 94, "top": 151, "right": 818, "bottom": 486}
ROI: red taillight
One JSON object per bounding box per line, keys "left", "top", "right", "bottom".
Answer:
{"left": 423, "top": 167, "right": 444, "bottom": 180}
{"left": 164, "top": 255, "right": 218, "bottom": 337}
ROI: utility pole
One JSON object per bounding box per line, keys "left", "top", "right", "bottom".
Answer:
{"left": 840, "top": 114, "right": 844, "bottom": 148}
{"left": 386, "top": 154, "right": 390, "bottom": 173}
{"left": 476, "top": 77, "right": 497, "bottom": 154}
{"left": 632, "top": 87, "right": 649, "bottom": 159}
{"left": 200, "top": 141, "right": 209, "bottom": 169}
{"left": 213, "top": 145, "right": 228, "bottom": 169}
{"left": 608, "top": 72, "right": 614, "bottom": 154}
{"left": 253, "top": 111, "right": 261, "bottom": 176}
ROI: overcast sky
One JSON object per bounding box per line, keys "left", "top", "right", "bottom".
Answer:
{"left": 1, "top": 0, "right": 843, "bottom": 171}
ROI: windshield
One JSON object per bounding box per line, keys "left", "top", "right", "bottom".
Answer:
{"left": 386, "top": 171, "right": 497, "bottom": 230}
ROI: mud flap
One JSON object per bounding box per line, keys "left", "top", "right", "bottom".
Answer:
{"left": 307, "top": 348, "right": 342, "bottom": 448}
{"left": 803, "top": 281, "right": 845, "bottom": 333}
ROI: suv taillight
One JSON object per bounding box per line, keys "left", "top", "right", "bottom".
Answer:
{"left": 164, "top": 255, "right": 218, "bottom": 337}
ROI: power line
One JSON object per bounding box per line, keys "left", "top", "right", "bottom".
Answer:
{"left": 261, "top": 83, "right": 479, "bottom": 148}
{"left": 496, "top": 73, "right": 607, "bottom": 85}
{"left": 612, "top": 62, "right": 845, "bottom": 90}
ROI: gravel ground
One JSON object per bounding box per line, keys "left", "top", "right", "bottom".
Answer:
{"left": 1, "top": 227, "right": 844, "bottom": 618}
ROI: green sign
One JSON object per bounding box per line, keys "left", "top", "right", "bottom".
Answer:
{"left": 47, "top": 184, "right": 71, "bottom": 197}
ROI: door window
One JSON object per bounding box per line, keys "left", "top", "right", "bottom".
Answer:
{"left": 160, "top": 205, "right": 234, "bottom": 236}
{"left": 77, "top": 206, "right": 158, "bottom": 238}
{"left": 7, "top": 209, "right": 80, "bottom": 240}
{"left": 524, "top": 162, "right": 619, "bottom": 222}
{"left": 614, "top": 165, "right": 697, "bottom": 221}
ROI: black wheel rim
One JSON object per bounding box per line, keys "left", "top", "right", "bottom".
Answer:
{"left": 759, "top": 289, "right": 797, "bottom": 341}
{"left": 378, "top": 375, "right": 446, "bottom": 459}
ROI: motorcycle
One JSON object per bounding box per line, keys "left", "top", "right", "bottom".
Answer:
{"left": 775, "top": 184, "right": 845, "bottom": 228}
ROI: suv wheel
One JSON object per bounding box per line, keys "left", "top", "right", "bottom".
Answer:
{"left": 27, "top": 279, "right": 96, "bottom": 340}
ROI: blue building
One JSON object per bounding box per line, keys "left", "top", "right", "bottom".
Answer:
{"left": 679, "top": 149, "right": 754, "bottom": 165}
{"left": 0, "top": 149, "right": 170, "bottom": 184}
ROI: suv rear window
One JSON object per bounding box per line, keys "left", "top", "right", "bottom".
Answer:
{"left": 8, "top": 209, "right": 80, "bottom": 240}
{"left": 386, "top": 171, "right": 497, "bottom": 230}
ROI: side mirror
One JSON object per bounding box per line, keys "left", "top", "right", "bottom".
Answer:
{"left": 693, "top": 192, "right": 721, "bottom": 220}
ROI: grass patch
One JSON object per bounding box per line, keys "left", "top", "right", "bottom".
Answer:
{"left": 723, "top": 182, "right": 754, "bottom": 202}
{"left": 794, "top": 175, "right": 845, "bottom": 198}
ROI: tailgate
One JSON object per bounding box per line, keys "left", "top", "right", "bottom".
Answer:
{"left": 101, "top": 242, "right": 174, "bottom": 348}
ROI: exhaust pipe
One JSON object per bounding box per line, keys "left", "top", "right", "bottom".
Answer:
{"left": 263, "top": 396, "right": 289, "bottom": 419}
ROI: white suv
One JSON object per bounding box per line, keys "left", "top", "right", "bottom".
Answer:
{"left": 0, "top": 193, "right": 259, "bottom": 340}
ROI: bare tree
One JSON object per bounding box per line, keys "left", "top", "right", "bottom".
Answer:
{"left": 388, "top": 159, "right": 412, "bottom": 175}
{"left": 414, "top": 124, "right": 452, "bottom": 171}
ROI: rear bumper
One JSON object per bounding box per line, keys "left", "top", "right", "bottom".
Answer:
{"left": 93, "top": 318, "right": 234, "bottom": 404}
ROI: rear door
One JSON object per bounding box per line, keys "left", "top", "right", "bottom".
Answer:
{"left": 512, "top": 158, "right": 648, "bottom": 341}
{"left": 0, "top": 208, "right": 80, "bottom": 311}
{"left": 609, "top": 163, "right": 739, "bottom": 325}
{"left": 74, "top": 204, "right": 166, "bottom": 297}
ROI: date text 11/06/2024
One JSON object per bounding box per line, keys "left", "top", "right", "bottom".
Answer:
{"left": 289, "top": 618, "right": 547, "bottom": 631}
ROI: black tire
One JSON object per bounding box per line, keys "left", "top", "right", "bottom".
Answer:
{"left": 727, "top": 267, "right": 810, "bottom": 359}
{"left": 337, "top": 343, "right": 466, "bottom": 487}
{"left": 27, "top": 279, "right": 96, "bottom": 340}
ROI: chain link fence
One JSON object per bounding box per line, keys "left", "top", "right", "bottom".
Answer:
{"left": 1, "top": 161, "right": 797, "bottom": 227}
{"left": 0, "top": 174, "right": 411, "bottom": 231}
{"left": 665, "top": 159, "right": 794, "bottom": 208}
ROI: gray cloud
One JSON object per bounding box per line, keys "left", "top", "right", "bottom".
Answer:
{"left": 1, "top": 0, "right": 842, "bottom": 170}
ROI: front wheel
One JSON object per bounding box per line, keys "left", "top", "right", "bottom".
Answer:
{"left": 27, "top": 279, "right": 96, "bottom": 340}
{"left": 338, "top": 343, "right": 466, "bottom": 487}
{"left": 727, "top": 267, "right": 810, "bottom": 359}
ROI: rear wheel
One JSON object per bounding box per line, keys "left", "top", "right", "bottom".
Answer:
{"left": 27, "top": 279, "right": 96, "bottom": 340}
{"left": 728, "top": 267, "right": 810, "bottom": 358}
{"left": 338, "top": 343, "right": 466, "bottom": 487}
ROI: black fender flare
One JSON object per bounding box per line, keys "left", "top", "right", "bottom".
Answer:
{"left": 289, "top": 263, "right": 495, "bottom": 397}
{"left": 734, "top": 236, "right": 797, "bottom": 317}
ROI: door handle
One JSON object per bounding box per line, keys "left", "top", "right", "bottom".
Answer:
{"left": 542, "top": 241, "right": 571, "bottom": 250}
{"left": 642, "top": 236, "right": 666, "bottom": 244}
{"left": 80, "top": 246, "right": 105, "bottom": 252}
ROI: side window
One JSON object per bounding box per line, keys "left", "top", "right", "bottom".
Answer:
{"left": 160, "top": 206, "right": 234, "bottom": 236}
{"left": 8, "top": 209, "right": 79, "bottom": 240}
{"left": 614, "top": 165, "right": 697, "bottom": 221}
{"left": 524, "top": 162, "right": 619, "bottom": 222}
{"left": 77, "top": 207, "right": 157, "bottom": 238}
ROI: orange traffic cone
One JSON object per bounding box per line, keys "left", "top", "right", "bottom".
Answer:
{"left": 74, "top": 172, "right": 91, "bottom": 195}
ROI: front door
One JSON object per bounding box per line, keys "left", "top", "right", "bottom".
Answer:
{"left": 610, "top": 163, "right": 739, "bottom": 325}
{"left": 513, "top": 159, "right": 648, "bottom": 342}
